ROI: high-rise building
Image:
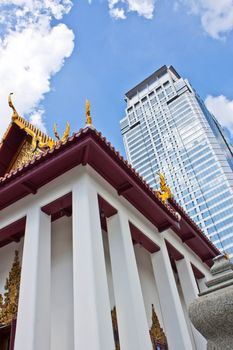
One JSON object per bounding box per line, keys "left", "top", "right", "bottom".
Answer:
{"left": 120, "top": 65, "right": 233, "bottom": 256}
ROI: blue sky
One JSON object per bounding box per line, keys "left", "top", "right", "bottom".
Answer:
{"left": 0, "top": 0, "right": 233, "bottom": 156}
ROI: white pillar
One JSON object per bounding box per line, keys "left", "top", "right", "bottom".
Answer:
{"left": 151, "top": 238, "right": 193, "bottom": 350}
{"left": 72, "top": 174, "right": 115, "bottom": 350}
{"left": 176, "top": 258, "right": 207, "bottom": 350}
{"left": 107, "top": 211, "right": 152, "bottom": 350}
{"left": 15, "top": 207, "right": 51, "bottom": 350}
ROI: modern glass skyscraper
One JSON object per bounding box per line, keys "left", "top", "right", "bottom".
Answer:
{"left": 120, "top": 65, "right": 233, "bottom": 256}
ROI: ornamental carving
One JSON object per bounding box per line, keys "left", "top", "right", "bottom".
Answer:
{"left": 9, "top": 140, "right": 41, "bottom": 173}
{"left": 111, "top": 307, "right": 120, "bottom": 350}
{"left": 155, "top": 173, "right": 172, "bottom": 203}
{"left": 0, "top": 251, "right": 21, "bottom": 326}
{"left": 150, "top": 304, "right": 168, "bottom": 348}
{"left": 111, "top": 305, "right": 168, "bottom": 350}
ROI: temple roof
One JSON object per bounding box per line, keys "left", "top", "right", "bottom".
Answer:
{"left": 0, "top": 110, "right": 56, "bottom": 177}
{"left": 0, "top": 123, "right": 220, "bottom": 265}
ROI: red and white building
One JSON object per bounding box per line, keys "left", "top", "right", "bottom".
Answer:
{"left": 0, "top": 110, "right": 220, "bottom": 350}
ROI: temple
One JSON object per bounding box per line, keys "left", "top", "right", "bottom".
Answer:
{"left": 0, "top": 97, "right": 220, "bottom": 350}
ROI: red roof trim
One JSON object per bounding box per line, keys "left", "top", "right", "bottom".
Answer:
{"left": 0, "top": 127, "right": 220, "bottom": 263}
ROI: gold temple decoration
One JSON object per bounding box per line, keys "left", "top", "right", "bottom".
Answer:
{"left": 10, "top": 140, "right": 41, "bottom": 173}
{"left": 8, "top": 94, "right": 56, "bottom": 151}
{"left": 224, "top": 253, "right": 231, "bottom": 261}
{"left": 8, "top": 93, "right": 19, "bottom": 120}
{"left": 53, "top": 122, "right": 70, "bottom": 142}
{"left": 150, "top": 304, "right": 167, "bottom": 347}
{"left": 0, "top": 251, "right": 21, "bottom": 326}
{"left": 85, "top": 99, "right": 92, "bottom": 125}
{"left": 111, "top": 307, "right": 120, "bottom": 350}
{"left": 155, "top": 172, "right": 171, "bottom": 203}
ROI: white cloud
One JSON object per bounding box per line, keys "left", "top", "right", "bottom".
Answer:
{"left": 205, "top": 95, "right": 233, "bottom": 135}
{"left": 180, "top": 0, "right": 233, "bottom": 39}
{"left": 0, "top": 0, "right": 74, "bottom": 138}
{"left": 109, "top": 7, "right": 126, "bottom": 19}
{"left": 108, "top": 0, "right": 155, "bottom": 20}
{"left": 29, "top": 109, "right": 47, "bottom": 134}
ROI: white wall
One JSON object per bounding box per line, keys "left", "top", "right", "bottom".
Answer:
{"left": 0, "top": 239, "right": 24, "bottom": 295}
{"left": 51, "top": 216, "right": 74, "bottom": 350}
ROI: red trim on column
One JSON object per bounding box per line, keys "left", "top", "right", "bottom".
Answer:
{"left": 191, "top": 264, "right": 205, "bottom": 279}
{"left": 165, "top": 240, "right": 184, "bottom": 261}
{"left": 41, "top": 192, "right": 72, "bottom": 221}
{"left": 0, "top": 217, "right": 26, "bottom": 247}
{"left": 129, "top": 222, "right": 160, "bottom": 253}
{"left": 98, "top": 195, "right": 118, "bottom": 232}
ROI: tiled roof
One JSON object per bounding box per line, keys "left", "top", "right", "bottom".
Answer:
{"left": 0, "top": 125, "right": 220, "bottom": 263}
{"left": 0, "top": 127, "right": 178, "bottom": 219}
{"left": 0, "top": 115, "right": 55, "bottom": 149}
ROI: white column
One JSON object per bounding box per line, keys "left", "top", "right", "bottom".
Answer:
{"left": 72, "top": 174, "right": 115, "bottom": 350}
{"left": 176, "top": 258, "right": 207, "bottom": 350}
{"left": 151, "top": 238, "right": 193, "bottom": 350}
{"left": 107, "top": 211, "right": 152, "bottom": 350}
{"left": 14, "top": 207, "right": 51, "bottom": 350}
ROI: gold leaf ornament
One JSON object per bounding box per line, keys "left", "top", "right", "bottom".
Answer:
{"left": 0, "top": 251, "right": 21, "bottom": 326}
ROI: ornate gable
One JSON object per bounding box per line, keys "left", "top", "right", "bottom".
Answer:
{"left": 0, "top": 95, "right": 56, "bottom": 177}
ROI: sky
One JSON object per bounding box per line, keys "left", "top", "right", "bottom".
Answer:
{"left": 0, "top": 0, "right": 233, "bottom": 156}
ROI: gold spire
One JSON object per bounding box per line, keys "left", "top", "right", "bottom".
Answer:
{"left": 8, "top": 93, "right": 19, "bottom": 120}
{"left": 53, "top": 122, "right": 70, "bottom": 142}
{"left": 86, "top": 99, "right": 92, "bottom": 125}
{"left": 155, "top": 172, "right": 172, "bottom": 203}
{"left": 0, "top": 251, "right": 21, "bottom": 326}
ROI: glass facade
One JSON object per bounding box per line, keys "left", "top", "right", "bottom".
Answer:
{"left": 120, "top": 65, "right": 233, "bottom": 256}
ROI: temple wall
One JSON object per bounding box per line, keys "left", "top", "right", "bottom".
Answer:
{"left": 51, "top": 216, "right": 74, "bottom": 350}
{"left": 0, "top": 239, "right": 24, "bottom": 295}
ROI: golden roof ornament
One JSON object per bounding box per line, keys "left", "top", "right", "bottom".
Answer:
{"left": 85, "top": 99, "right": 92, "bottom": 126}
{"left": 150, "top": 304, "right": 167, "bottom": 347}
{"left": 0, "top": 251, "right": 21, "bottom": 326}
{"left": 8, "top": 93, "right": 19, "bottom": 120}
{"left": 155, "top": 172, "right": 171, "bottom": 203}
{"left": 53, "top": 122, "right": 70, "bottom": 142}
{"left": 6, "top": 93, "right": 56, "bottom": 152}
{"left": 224, "top": 253, "right": 231, "bottom": 261}
{"left": 111, "top": 307, "right": 120, "bottom": 350}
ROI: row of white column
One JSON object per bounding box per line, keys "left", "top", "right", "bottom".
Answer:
{"left": 14, "top": 175, "right": 205, "bottom": 350}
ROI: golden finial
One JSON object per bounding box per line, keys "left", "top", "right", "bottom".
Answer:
{"left": 53, "top": 122, "right": 70, "bottom": 142}
{"left": 224, "top": 253, "right": 231, "bottom": 261}
{"left": 61, "top": 122, "right": 70, "bottom": 142}
{"left": 86, "top": 99, "right": 92, "bottom": 125}
{"left": 155, "top": 172, "right": 171, "bottom": 203}
{"left": 54, "top": 123, "right": 60, "bottom": 141}
{"left": 8, "top": 93, "right": 19, "bottom": 120}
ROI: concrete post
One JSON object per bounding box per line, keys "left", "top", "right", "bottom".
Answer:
{"left": 14, "top": 208, "right": 51, "bottom": 350}
{"left": 107, "top": 211, "right": 152, "bottom": 350}
{"left": 72, "top": 174, "right": 115, "bottom": 350}
{"left": 176, "top": 257, "right": 207, "bottom": 350}
{"left": 151, "top": 238, "right": 193, "bottom": 350}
